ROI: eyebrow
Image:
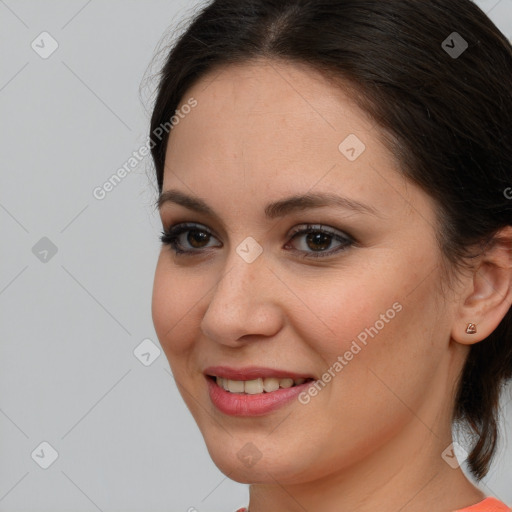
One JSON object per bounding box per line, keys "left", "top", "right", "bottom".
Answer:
{"left": 156, "top": 188, "right": 379, "bottom": 219}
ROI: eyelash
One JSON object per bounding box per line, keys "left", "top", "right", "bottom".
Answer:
{"left": 159, "top": 222, "right": 356, "bottom": 259}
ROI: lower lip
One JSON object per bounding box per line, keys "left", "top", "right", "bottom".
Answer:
{"left": 206, "top": 376, "right": 315, "bottom": 416}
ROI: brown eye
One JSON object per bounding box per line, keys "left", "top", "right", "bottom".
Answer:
{"left": 304, "top": 232, "right": 333, "bottom": 251}
{"left": 187, "top": 229, "right": 211, "bottom": 248}
{"left": 286, "top": 224, "right": 354, "bottom": 258}
{"left": 159, "top": 223, "right": 221, "bottom": 254}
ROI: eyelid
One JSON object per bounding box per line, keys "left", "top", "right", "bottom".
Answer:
{"left": 162, "top": 222, "right": 221, "bottom": 248}
{"left": 285, "top": 223, "right": 355, "bottom": 258}
{"left": 287, "top": 223, "right": 354, "bottom": 241}
{"left": 160, "top": 220, "right": 357, "bottom": 260}
{"left": 162, "top": 220, "right": 354, "bottom": 241}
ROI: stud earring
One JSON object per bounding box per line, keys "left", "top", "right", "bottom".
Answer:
{"left": 465, "top": 323, "right": 477, "bottom": 334}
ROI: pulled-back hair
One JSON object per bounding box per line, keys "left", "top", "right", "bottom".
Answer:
{"left": 148, "top": 0, "right": 512, "bottom": 480}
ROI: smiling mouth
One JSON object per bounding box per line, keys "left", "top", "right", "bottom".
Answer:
{"left": 207, "top": 375, "right": 315, "bottom": 394}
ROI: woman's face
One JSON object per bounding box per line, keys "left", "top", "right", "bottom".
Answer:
{"left": 152, "top": 59, "right": 465, "bottom": 485}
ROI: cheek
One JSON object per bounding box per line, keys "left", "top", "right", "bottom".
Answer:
{"left": 286, "top": 256, "right": 442, "bottom": 389}
{"left": 325, "top": 274, "right": 442, "bottom": 409}
{"left": 284, "top": 264, "right": 404, "bottom": 356}
{"left": 151, "top": 255, "right": 203, "bottom": 357}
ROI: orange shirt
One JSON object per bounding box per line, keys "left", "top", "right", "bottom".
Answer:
{"left": 235, "top": 496, "right": 512, "bottom": 512}
{"left": 455, "top": 497, "right": 512, "bottom": 512}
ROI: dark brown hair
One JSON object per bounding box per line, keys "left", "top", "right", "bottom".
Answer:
{"left": 148, "top": 0, "right": 512, "bottom": 480}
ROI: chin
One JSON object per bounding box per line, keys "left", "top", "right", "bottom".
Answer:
{"left": 203, "top": 436, "right": 315, "bottom": 485}
{"left": 217, "top": 465, "right": 270, "bottom": 484}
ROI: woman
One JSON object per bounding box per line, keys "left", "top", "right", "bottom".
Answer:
{"left": 148, "top": 0, "right": 512, "bottom": 510}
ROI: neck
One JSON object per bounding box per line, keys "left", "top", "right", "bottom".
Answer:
{"left": 247, "top": 429, "right": 484, "bottom": 512}
{"left": 246, "top": 331, "right": 485, "bottom": 512}
{"left": 246, "top": 390, "right": 485, "bottom": 512}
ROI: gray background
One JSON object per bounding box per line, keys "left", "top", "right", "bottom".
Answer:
{"left": 1, "top": 1, "right": 511, "bottom": 511}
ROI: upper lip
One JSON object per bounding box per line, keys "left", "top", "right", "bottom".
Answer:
{"left": 204, "top": 366, "right": 315, "bottom": 381}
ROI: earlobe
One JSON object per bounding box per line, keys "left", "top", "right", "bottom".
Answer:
{"left": 451, "top": 227, "right": 512, "bottom": 346}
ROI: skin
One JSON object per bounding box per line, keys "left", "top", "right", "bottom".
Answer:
{"left": 151, "top": 58, "right": 512, "bottom": 512}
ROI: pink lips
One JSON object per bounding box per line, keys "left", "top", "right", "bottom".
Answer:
{"left": 204, "top": 366, "right": 316, "bottom": 417}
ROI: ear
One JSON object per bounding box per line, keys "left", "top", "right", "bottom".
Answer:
{"left": 451, "top": 226, "right": 512, "bottom": 345}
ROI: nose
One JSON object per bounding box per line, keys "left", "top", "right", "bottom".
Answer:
{"left": 199, "top": 247, "right": 283, "bottom": 346}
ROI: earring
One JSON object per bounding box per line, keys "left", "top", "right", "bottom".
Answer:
{"left": 465, "top": 323, "right": 477, "bottom": 334}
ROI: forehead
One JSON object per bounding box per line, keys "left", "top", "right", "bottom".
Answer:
{"left": 173, "top": 58, "right": 374, "bottom": 141}
{"left": 160, "top": 59, "right": 424, "bottom": 225}
{"left": 165, "top": 61, "right": 382, "bottom": 175}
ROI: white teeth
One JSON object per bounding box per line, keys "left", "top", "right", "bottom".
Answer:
{"left": 262, "top": 377, "right": 280, "bottom": 392}
{"left": 279, "top": 378, "right": 294, "bottom": 388}
{"left": 215, "top": 376, "right": 309, "bottom": 394}
{"left": 244, "top": 378, "right": 264, "bottom": 394}
{"left": 227, "top": 379, "right": 245, "bottom": 393}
